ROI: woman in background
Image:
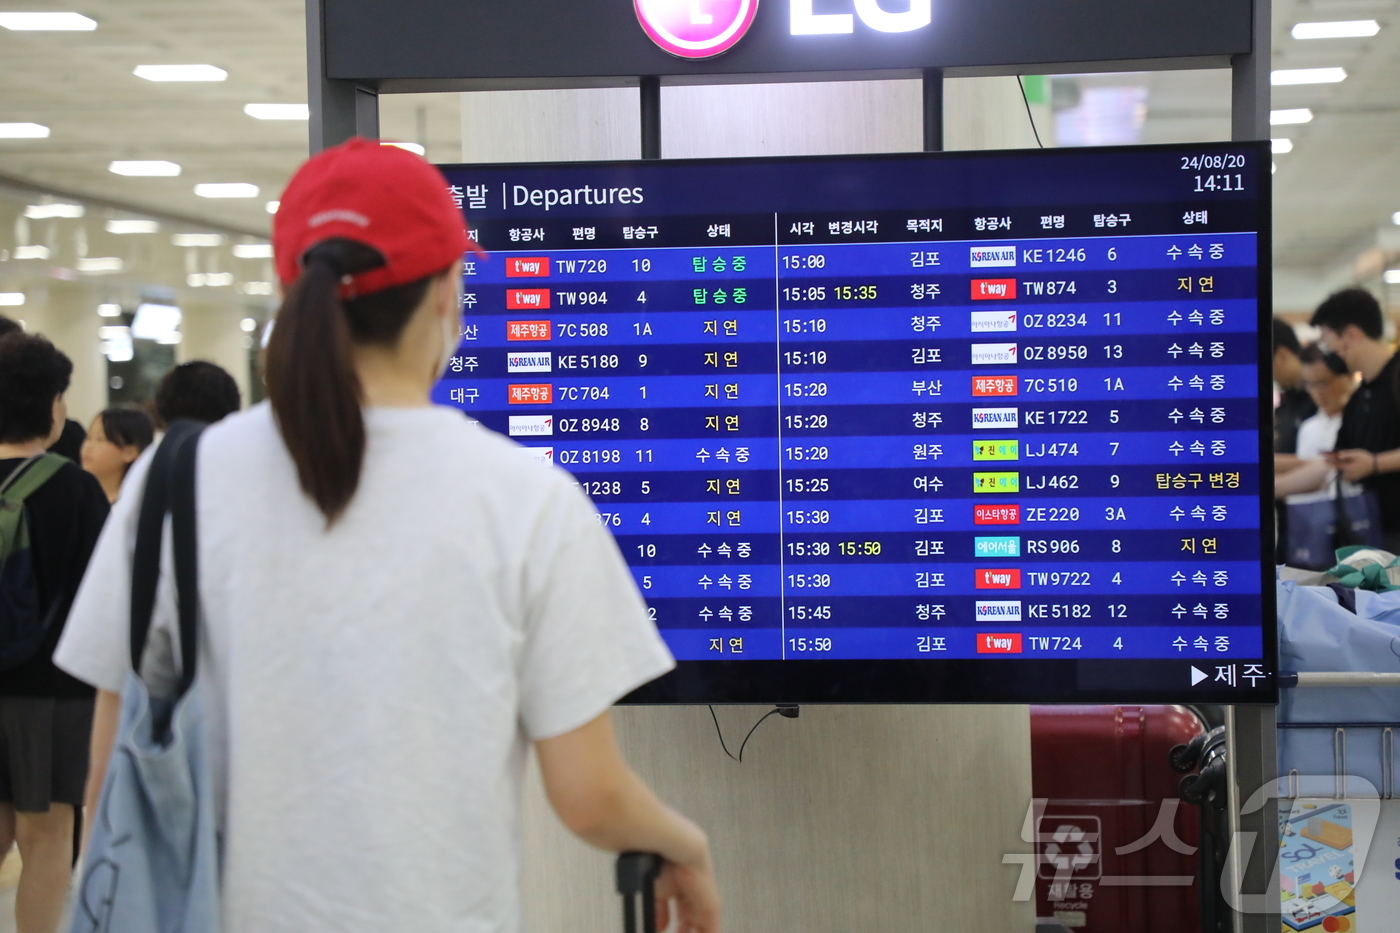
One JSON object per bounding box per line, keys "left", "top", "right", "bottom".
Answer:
{"left": 79, "top": 408, "right": 155, "bottom": 503}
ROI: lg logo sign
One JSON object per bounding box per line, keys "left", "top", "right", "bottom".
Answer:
{"left": 635, "top": 0, "right": 932, "bottom": 59}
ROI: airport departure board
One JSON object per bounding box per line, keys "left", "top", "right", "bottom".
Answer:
{"left": 437, "top": 144, "right": 1276, "bottom": 703}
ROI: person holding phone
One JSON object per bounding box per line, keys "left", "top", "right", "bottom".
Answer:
{"left": 55, "top": 139, "right": 719, "bottom": 933}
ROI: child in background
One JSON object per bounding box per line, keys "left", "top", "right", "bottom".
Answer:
{"left": 80, "top": 408, "right": 155, "bottom": 504}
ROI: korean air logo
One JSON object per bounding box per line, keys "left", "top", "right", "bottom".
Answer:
{"left": 634, "top": 0, "right": 760, "bottom": 59}
{"left": 970, "top": 246, "right": 1017, "bottom": 268}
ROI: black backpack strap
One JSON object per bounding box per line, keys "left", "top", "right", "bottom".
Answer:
{"left": 129, "top": 420, "right": 205, "bottom": 690}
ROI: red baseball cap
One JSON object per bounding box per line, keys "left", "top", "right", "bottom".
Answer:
{"left": 272, "top": 137, "right": 484, "bottom": 297}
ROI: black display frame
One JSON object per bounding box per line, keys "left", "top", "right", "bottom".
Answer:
{"left": 434, "top": 140, "right": 1278, "bottom": 706}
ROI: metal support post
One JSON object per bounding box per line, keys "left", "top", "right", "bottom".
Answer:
{"left": 640, "top": 76, "right": 662, "bottom": 160}
{"left": 1226, "top": 705, "right": 1280, "bottom": 932}
{"left": 307, "top": 0, "right": 380, "bottom": 152}
{"left": 1230, "top": 0, "right": 1270, "bottom": 141}
{"left": 922, "top": 68, "right": 944, "bottom": 152}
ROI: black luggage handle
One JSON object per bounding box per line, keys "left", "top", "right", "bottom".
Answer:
{"left": 616, "top": 852, "right": 662, "bottom": 933}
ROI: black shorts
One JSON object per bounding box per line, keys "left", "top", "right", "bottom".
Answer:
{"left": 0, "top": 696, "right": 94, "bottom": 812}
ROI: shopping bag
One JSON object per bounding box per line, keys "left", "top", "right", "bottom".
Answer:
{"left": 72, "top": 422, "right": 219, "bottom": 933}
{"left": 1285, "top": 484, "right": 1383, "bottom": 571}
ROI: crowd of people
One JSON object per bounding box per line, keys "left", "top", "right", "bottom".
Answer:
{"left": 1274, "top": 287, "right": 1400, "bottom": 565}
{"left": 0, "top": 139, "right": 718, "bottom": 933}
{"left": 0, "top": 315, "right": 243, "bottom": 933}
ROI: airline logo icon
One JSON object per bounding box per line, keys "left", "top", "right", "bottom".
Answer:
{"left": 974, "top": 536, "right": 1022, "bottom": 558}
{"left": 972, "top": 343, "right": 1018, "bottom": 365}
{"left": 508, "top": 416, "right": 553, "bottom": 437}
{"left": 973, "top": 471, "right": 1020, "bottom": 494}
{"left": 507, "top": 320, "right": 551, "bottom": 341}
{"left": 970, "top": 245, "right": 1017, "bottom": 268}
{"left": 976, "top": 631, "right": 1024, "bottom": 653}
{"left": 976, "top": 568, "right": 1022, "bottom": 590}
{"left": 974, "top": 504, "right": 1021, "bottom": 525}
{"left": 634, "top": 0, "right": 759, "bottom": 60}
{"left": 507, "top": 384, "right": 553, "bottom": 404}
{"left": 506, "top": 257, "right": 550, "bottom": 278}
{"left": 507, "top": 352, "right": 552, "bottom": 373}
{"left": 972, "top": 376, "right": 1018, "bottom": 397}
{"left": 976, "top": 601, "right": 1023, "bottom": 623}
{"left": 973, "top": 407, "right": 1019, "bottom": 429}
{"left": 973, "top": 440, "right": 1019, "bottom": 462}
{"left": 972, "top": 278, "right": 1017, "bottom": 300}
{"left": 506, "top": 288, "right": 550, "bottom": 310}
{"left": 970, "top": 310, "right": 1017, "bottom": 333}
{"left": 523, "top": 446, "right": 554, "bottom": 463}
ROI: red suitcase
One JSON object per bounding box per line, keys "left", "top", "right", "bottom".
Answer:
{"left": 1030, "top": 705, "right": 1206, "bottom": 933}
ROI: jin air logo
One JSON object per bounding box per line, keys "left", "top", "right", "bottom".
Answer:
{"left": 634, "top": 0, "right": 759, "bottom": 59}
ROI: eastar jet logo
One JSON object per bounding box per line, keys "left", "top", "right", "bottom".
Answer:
{"left": 635, "top": 0, "right": 759, "bottom": 59}
{"left": 974, "top": 504, "right": 1021, "bottom": 525}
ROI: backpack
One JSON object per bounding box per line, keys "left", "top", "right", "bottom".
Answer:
{"left": 0, "top": 454, "right": 68, "bottom": 671}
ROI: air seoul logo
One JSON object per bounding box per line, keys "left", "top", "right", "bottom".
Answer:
{"left": 634, "top": 0, "right": 760, "bottom": 59}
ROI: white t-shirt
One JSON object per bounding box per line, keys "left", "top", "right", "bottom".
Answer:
{"left": 55, "top": 403, "right": 673, "bottom": 933}
{"left": 1287, "top": 410, "right": 1344, "bottom": 505}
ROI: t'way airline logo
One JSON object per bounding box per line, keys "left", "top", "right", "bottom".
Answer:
{"left": 634, "top": 0, "right": 760, "bottom": 59}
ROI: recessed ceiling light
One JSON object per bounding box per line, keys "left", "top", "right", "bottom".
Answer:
{"left": 187, "top": 272, "right": 234, "bottom": 288}
{"left": 1271, "top": 138, "right": 1294, "bottom": 154}
{"left": 0, "top": 123, "right": 50, "bottom": 138}
{"left": 232, "top": 243, "right": 273, "bottom": 259}
{"left": 382, "top": 141, "right": 426, "bottom": 156}
{"left": 0, "top": 293, "right": 25, "bottom": 307}
{"left": 1271, "top": 108, "right": 1314, "bottom": 125}
{"left": 1393, "top": 211, "right": 1400, "bottom": 226}
{"left": 265, "top": 200, "right": 280, "bottom": 214}
{"left": 172, "top": 233, "right": 225, "bottom": 248}
{"left": 194, "top": 183, "right": 259, "bottom": 199}
{"left": 1384, "top": 270, "right": 1400, "bottom": 285}
{"left": 24, "top": 203, "right": 83, "bottom": 219}
{"left": 105, "top": 219, "right": 160, "bottom": 234}
{"left": 13, "top": 245, "right": 50, "bottom": 260}
{"left": 1271, "top": 67, "right": 1347, "bottom": 85}
{"left": 97, "top": 302, "right": 122, "bottom": 317}
{"left": 1292, "top": 20, "right": 1380, "bottom": 40}
{"left": 131, "top": 302, "right": 181, "bottom": 340}
{"left": 109, "top": 160, "right": 181, "bottom": 176}
{"left": 244, "top": 103, "right": 309, "bottom": 120}
{"left": 240, "top": 317, "right": 258, "bottom": 332}
{"left": 78, "top": 257, "right": 123, "bottom": 274}
{"left": 134, "top": 64, "right": 227, "bottom": 82}
{"left": 238, "top": 282, "right": 275, "bottom": 296}
{"left": 0, "top": 12, "right": 96, "bottom": 30}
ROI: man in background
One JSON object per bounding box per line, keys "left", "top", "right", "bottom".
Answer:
{"left": 1310, "top": 288, "right": 1400, "bottom": 551}
{"left": 1, "top": 317, "right": 88, "bottom": 461}
{"left": 1274, "top": 317, "right": 1316, "bottom": 459}
{"left": 153, "top": 360, "right": 241, "bottom": 428}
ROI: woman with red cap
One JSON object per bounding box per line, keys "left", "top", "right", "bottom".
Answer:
{"left": 55, "top": 139, "right": 719, "bottom": 933}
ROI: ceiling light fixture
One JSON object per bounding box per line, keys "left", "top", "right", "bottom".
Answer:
{"left": 265, "top": 201, "right": 280, "bottom": 214}
{"left": 0, "top": 123, "right": 50, "bottom": 138}
{"left": 78, "top": 257, "right": 123, "bottom": 274}
{"left": 1384, "top": 270, "right": 1400, "bottom": 285}
{"left": 238, "top": 282, "right": 275, "bottom": 296}
{"left": 381, "top": 141, "right": 426, "bottom": 156}
{"left": 232, "top": 243, "right": 273, "bottom": 259}
{"left": 243, "top": 103, "right": 309, "bottom": 120}
{"left": 0, "top": 293, "right": 25, "bottom": 307}
{"left": 109, "top": 160, "right": 181, "bottom": 176}
{"left": 13, "top": 245, "right": 50, "bottom": 260}
{"left": 240, "top": 317, "right": 258, "bottom": 332}
{"left": 1271, "top": 138, "right": 1294, "bottom": 154}
{"left": 1271, "top": 67, "right": 1347, "bottom": 85}
{"left": 1271, "top": 108, "right": 1315, "bottom": 125}
{"left": 133, "top": 64, "right": 227, "bottom": 82}
{"left": 172, "top": 233, "right": 225, "bottom": 247}
{"left": 1292, "top": 20, "right": 1380, "bottom": 40}
{"left": 194, "top": 183, "right": 259, "bottom": 199}
{"left": 131, "top": 302, "right": 181, "bottom": 340}
{"left": 105, "top": 219, "right": 160, "bottom": 234}
{"left": 97, "top": 303, "right": 122, "bottom": 317}
{"left": 0, "top": 12, "right": 96, "bottom": 30}
{"left": 187, "top": 272, "right": 234, "bottom": 288}
{"left": 24, "top": 203, "right": 83, "bottom": 219}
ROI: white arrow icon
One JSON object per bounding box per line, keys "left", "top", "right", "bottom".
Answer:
{"left": 1190, "top": 666, "right": 1208, "bottom": 686}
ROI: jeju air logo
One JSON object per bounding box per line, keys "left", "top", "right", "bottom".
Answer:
{"left": 634, "top": 0, "right": 759, "bottom": 59}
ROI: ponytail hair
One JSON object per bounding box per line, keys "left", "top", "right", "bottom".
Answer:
{"left": 264, "top": 238, "right": 435, "bottom": 525}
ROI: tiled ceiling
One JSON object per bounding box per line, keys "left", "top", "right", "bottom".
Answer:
{"left": 0, "top": 0, "right": 1395, "bottom": 287}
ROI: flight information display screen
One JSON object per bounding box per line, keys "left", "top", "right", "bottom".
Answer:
{"left": 437, "top": 143, "right": 1275, "bottom": 703}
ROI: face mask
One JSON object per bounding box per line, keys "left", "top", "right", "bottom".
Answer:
{"left": 437, "top": 276, "right": 463, "bottom": 381}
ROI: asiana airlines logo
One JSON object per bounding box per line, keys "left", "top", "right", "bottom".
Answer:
{"left": 634, "top": 0, "right": 760, "bottom": 59}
